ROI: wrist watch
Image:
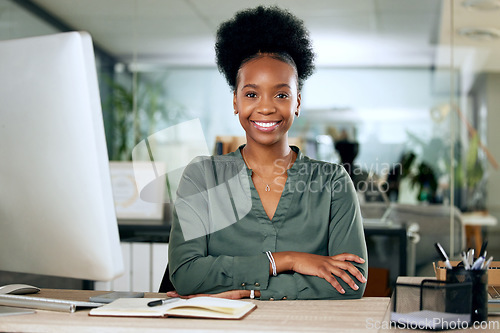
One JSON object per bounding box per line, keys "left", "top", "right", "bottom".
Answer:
{"left": 250, "top": 290, "right": 255, "bottom": 299}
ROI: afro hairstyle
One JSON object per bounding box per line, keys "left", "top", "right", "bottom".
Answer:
{"left": 215, "top": 6, "right": 315, "bottom": 91}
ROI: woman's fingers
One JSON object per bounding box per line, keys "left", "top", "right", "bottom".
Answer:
{"left": 321, "top": 272, "right": 345, "bottom": 294}
{"left": 318, "top": 258, "right": 367, "bottom": 292}
{"left": 329, "top": 265, "right": 359, "bottom": 292}
{"left": 286, "top": 251, "right": 367, "bottom": 293}
{"left": 166, "top": 290, "right": 208, "bottom": 299}
{"left": 331, "top": 259, "right": 367, "bottom": 284}
{"left": 166, "top": 291, "right": 180, "bottom": 298}
{"left": 210, "top": 290, "right": 245, "bottom": 299}
{"left": 332, "top": 252, "right": 366, "bottom": 264}
{"left": 318, "top": 265, "right": 357, "bottom": 293}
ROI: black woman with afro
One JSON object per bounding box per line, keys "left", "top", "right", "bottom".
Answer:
{"left": 167, "top": 6, "right": 367, "bottom": 300}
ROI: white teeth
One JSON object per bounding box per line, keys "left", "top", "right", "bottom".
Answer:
{"left": 254, "top": 121, "right": 277, "bottom": 128}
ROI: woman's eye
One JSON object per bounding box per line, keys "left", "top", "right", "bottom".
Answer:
{"left": 245, "top": 92, "right": 257, "bottom": 98}
{"left": 276, "top": 93, "right": 289, "bottom": 99}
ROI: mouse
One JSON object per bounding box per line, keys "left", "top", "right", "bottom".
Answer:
{"left": 0, "top": 284, "right": 41, "bottom": 295}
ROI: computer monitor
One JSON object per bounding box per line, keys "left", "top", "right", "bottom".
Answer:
{"left": 0, "top": 32, "right": 123, "bottom": 282}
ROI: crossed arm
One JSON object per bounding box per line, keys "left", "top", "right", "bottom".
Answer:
{"left": 168, "top": 251, "right": 366, "bottom": 300}
{"left": 167, "top": 161, "right": 368, "bottom": 300}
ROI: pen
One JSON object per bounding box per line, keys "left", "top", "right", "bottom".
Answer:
{"left": 461, "top": 251, "right": 470, "bottom": 270}
{"left": 471, "top": 256, "right": 485, "bottom": 270}
{"left": 435, "top": 242, "right": 452, "bottom": 269}
{"left": 484, "top": 256, "right": 493, "bottom": 269}
{"left": 147, "top": 298, "right": 179, "bottom": 307}
{"left": 470, "top": 241, "right": 489, "bottom": 270}
{"left": 480, "top": 240, "right": 488, "bottom": 258}
{"left": 467, "top": 249, "right": 474, "bottom": 267}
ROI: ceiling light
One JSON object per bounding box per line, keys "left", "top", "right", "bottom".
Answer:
{"left": 457, "top": 27, "right": 500, "bottom": 40}
{"left": 462, "top": 0, "right": 500, "bottom": 10}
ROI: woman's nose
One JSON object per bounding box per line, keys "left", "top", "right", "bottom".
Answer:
{"left": 256, "top": 97, "right": 276, "bottom": 114}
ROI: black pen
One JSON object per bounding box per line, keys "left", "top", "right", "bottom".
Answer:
{"left": 480, "top": 240, "right": 488, "bottom": 258}
{"left": 147, "top": 298, "right": 179, "bottom": 307}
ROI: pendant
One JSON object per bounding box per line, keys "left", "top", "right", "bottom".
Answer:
{"left": 265, "top": 184, "right": 271, "bottom": 192}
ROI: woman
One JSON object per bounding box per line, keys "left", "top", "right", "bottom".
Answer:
{"left": 167, "top": 6, "right": 367, "bottom": 300}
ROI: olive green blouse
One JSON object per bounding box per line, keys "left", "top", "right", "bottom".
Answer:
{"left": 168, "top": 146, "right": 367, "bottom": 300}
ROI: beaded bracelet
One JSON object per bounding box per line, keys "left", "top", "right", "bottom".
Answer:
{"left": 266, "top": 251, "right": 277, "bottom": 276}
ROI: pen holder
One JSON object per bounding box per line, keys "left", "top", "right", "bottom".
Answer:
{"left": 446, "top": 267, "right": 488, "bottom": 323}
{"left": 391, "top": 280, "right": 472, "bottom": 330}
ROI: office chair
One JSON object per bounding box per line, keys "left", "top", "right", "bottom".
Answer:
{"left": 159, "top": 265, "right": 175, "bottom": 293}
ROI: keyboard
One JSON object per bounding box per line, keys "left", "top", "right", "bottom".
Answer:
{"left": 0, "top": 294, "right": 103, "bottom": 313}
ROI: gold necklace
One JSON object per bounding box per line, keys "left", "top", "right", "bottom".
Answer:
{"left": 242, "top": 149, "right": 293, "bottom": 192}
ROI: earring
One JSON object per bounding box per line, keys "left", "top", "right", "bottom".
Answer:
{"left": 295, "top": 110, "right": 300, "bottom": 117}
{"left": 234, "top": 110, "right": 238, "bottom": 116}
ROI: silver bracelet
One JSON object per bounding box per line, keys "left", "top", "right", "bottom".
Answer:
{"left": 250, "top": 289, "right": 255, "bottom": 299}
{"left": 266, "top": 251, "right": 277, "bottom": 276}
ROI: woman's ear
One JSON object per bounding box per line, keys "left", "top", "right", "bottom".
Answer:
{"left": 295, "top": 92, "right": 301, "bottom": 117}
{"left": 233, "top": 91, "right": 238, "bottom": 115}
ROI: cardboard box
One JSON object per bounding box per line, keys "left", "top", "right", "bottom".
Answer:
{"left": 434, "top": 261, "right": 500, "bottom": 286}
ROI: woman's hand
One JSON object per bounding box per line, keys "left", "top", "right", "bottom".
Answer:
{"left": 166, "top": 289, "right": 258, "bottom": 300}
{"left": 274, "top": 251, "right": 366, "bottom": 294}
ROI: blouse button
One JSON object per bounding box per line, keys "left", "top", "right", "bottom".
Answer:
{"left": 269, "top": 297, "right": 275, "bottom": 301}
{"left": 254, "top": 282, "right": 260, "bottom": 287}
{"left": 241, "top": 283, "right": 246, "bottom": 287}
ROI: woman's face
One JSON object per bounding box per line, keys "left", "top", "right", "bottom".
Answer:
{"left": 233, "top": 55, "right": 301, "bottom": 148}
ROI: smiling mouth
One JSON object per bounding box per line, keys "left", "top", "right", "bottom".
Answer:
{"left": 251, "top": 121, "right": 281, "bottom": 130}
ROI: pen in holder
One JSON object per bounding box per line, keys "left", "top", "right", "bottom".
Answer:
{"left": 446, "top": 267, "right": 488, "bottom": 323}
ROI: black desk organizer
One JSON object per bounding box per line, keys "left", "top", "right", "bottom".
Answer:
{"left": 390, "top": 279, "right": 472, "bottom": 330}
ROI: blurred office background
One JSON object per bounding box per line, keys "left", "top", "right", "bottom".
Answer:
{"left": 1, "top": 0, "right": 499, "bottom": 294}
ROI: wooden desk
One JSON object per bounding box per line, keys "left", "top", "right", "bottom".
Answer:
{"left": 0, "top": 289, "right": 390, "bottom": 332}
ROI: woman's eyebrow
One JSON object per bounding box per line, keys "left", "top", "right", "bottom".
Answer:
{"left": 241, "top": 83, "right": 292, "bottom": 90}
{"left": 274, "top": 83, "right": 292, "bottom": 89}
{"left": 241, "top": 83, "right": 258, "bottom": 89}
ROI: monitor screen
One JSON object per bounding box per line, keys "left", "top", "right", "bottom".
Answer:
{"left": 0, "top": 32, "right": 123, "bottom": 281}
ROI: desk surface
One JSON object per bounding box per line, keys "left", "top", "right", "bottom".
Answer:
{"left": 2, "top": 286, "right": 498, "bottom": 332}
{"left": 0, "top": 289, "right": 390, "bottom": 333}
{"left": 462, "top": 212, "right": 498, "bottom": 226}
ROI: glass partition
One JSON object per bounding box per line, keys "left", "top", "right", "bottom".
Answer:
{"left": 446, "top": 0, "right": 500, "bottom": 263}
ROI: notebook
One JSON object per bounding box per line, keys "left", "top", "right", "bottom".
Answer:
{"left": 89, "top": 297, "right": 256, "bottom": 319}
